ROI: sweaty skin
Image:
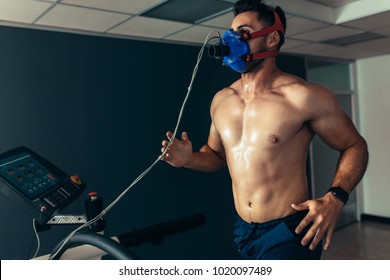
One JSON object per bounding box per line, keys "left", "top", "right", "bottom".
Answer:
{"left": 211, "top": 75, "right": 313, "bottom": 223}
{"left": 161, "top": 11, "right": 368, "bottom": 251}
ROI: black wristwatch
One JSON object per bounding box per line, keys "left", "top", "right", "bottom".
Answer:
{"left": 327, "top": 187, "right": 349, "bottom": 205}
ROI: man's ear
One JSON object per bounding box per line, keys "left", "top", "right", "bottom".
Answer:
{"left": 267, "top": 30, "right": 280, "bottom": 49}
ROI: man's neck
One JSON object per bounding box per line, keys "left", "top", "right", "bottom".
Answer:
{"left": 240, "top": 59, "right": 280, "bottom": 95}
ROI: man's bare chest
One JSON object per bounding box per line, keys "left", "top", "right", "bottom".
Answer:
{"left": 213, "top": 97, "right": 307, "bottom": 146}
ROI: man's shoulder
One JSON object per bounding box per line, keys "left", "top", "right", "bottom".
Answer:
{"left": 214, "top": 80, "right": 240, "bottom": 98}
{"left": 276, "top": 74, "right": 339, "bottom": 117}
{"left": 210, "top": 83, "right": 236, "bottom": 109}
{"left": 278, "top": 73, "right": 309, "bottom": 90}
{"left": 279, "top": 74, "right": 333, "bottom": 98}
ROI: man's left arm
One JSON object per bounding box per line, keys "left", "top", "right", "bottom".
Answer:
{"left": 292, "top": 85, "right": 369, "bottom": 251}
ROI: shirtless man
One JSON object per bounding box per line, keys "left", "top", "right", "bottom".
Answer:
{"left": 161, "top": 0, "right": 368, "bottom": 260}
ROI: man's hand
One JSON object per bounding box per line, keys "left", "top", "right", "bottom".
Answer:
{"left": 161, "top": 131, "right": 193, "bottom": 168}
{"left": 291, "top": 193, "right": 344, "bottom": 251}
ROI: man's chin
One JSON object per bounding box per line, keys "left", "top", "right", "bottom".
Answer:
{"left": 242, "top": 60, "right": 265, "bottom": 74}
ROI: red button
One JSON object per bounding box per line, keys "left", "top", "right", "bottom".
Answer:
{"left": 88, "top": 191, "right": 99, "bottom": 197}
{"left": 70, "top": 175, "right": 82, "bottom": 185}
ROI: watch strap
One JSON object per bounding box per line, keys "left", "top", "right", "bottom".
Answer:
{"left": 327, "top": 187, "right": 349, "bottom": 205}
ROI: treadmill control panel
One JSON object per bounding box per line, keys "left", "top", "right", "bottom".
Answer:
{"left": 0, "top": 146, "right": 86, "bottom": 225}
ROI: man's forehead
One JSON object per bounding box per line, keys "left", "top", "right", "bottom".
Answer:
{"left": 231, "top": 11, "right": 264, "bottom": 29}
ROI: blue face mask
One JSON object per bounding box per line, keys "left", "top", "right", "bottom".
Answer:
{"left": 221, "top": 29, "right": 251, "bottom": 73}
{"left": 208, "top": 11, "right": 285, "bottom": 73}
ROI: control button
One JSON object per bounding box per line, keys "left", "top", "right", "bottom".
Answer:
{"left": 70, "top": 175, "right": 82, "bottom": 185}
{"left": 18, "top": 164, "right": 26, "bottom": 171}
{"left": 36, "top": 167, "right": 44, "bottom": 174}
{"left": 88, "top": 191, "right": 99, "bottom": 198}
{"left": 88, "top": 192, "right": 99, "bottom": 197}
{"left": 16, "top": 176, "right": 24, "bottom": 183}
{"left": 46, "top": 173, "right": 56, "bottom": 181}
{"left": 7, "top": 169, "right": 16, "bottom": 176}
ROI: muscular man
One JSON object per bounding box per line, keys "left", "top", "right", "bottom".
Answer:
{"left": 161, "top": 0, "right": 368, "bottom": 260}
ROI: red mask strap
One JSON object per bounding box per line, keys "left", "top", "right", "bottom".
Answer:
{"left": 245, "top": 50, "right": 278, "bottom": 61}
{"left": 243, "top": 11, "right": 285, "bottom": 40}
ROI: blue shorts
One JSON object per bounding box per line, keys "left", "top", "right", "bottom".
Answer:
{"left": 233, "top": 211, "right": 322, "bottom": 260}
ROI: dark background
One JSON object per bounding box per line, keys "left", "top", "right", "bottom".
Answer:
{"left": 0, "top": 25, "right": 306, "bottom": 260}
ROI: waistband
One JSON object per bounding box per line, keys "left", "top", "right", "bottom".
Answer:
{"left": 236, "top": 210, "right": 308, "bottom": 231}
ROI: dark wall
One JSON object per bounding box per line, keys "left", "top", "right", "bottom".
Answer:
{"left": 0, "top": 26, "right": 306, "bottom": 260}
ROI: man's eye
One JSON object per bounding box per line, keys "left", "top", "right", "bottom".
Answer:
{"left": 238, "top": 29, "right": 250, "bottom": 35}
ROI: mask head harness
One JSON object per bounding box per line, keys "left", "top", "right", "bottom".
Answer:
{"left": 208, "top": 11, "right": 285, "bottom": 73}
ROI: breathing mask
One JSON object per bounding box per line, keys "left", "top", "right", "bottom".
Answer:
{"left": 208, "top": 11, "right": 285, "bottom": 73}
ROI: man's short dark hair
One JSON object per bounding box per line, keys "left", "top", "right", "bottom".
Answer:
{"left": 233, "top": 0, "right": 287, "bottom": 49}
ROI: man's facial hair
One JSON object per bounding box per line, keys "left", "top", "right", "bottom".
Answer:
{"left": 243, "top": 39, "right": 268, "bottom": 74}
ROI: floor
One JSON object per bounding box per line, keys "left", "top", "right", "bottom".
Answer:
{"left": 321, "top": 220, "right": 390, "bottom": 260}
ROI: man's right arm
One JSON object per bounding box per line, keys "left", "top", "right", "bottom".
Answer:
{"left": 161, "top": 88, "right": 229, "bottom": 172}
{"left": 161, "top": 130, "right": 226, "bottom": 172}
